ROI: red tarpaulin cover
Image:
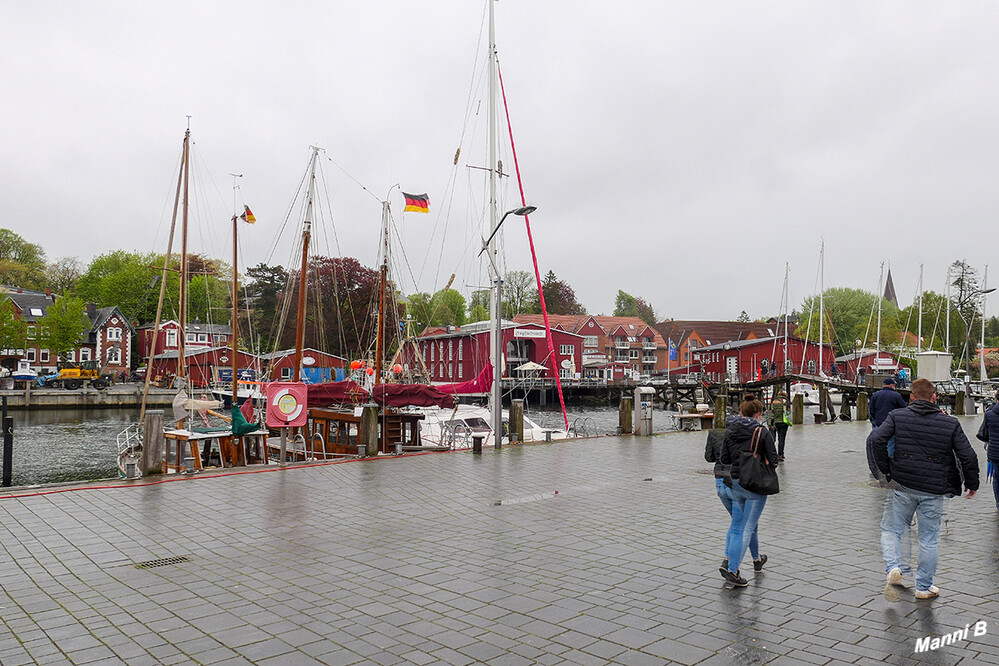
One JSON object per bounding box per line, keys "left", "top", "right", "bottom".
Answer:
{"left": 370, "top": 383, "right": 457, "bottom": 409}
{"left": 434, "top": 364, "right": 493, "bottom": 395}
{"left": 306, "top": 380, "right": 369, "bottom": 405}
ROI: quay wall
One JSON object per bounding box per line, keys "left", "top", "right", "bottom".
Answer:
{"left": 0, "top": 388, "right": 175, "bottom": 410}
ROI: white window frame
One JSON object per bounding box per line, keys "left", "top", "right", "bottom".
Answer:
{"left": 583, "top": 336, "right": 598, "bottom": 348}
{"left": 79, "top": 348, "right": 91, "bottom": 362}
{"left": 40, "top": 350, "right": 50, "bottom": 363}
{"left": 107, "top": 327, "right": 122, "bottom": 342}
{"left": 629, "top": 349, "right": 640, "bottom": 359}
{"left": 559, "top": 344, "right": 573, "bottom": 356}
{"left": 165, "top": 330, "right": 178, "bottom": 347}
{"left": 458, "top": 364, "right": 464, "bottom": 378}
{"left": 197, "top": 333, "right": 208, "bottom": 343}
{"left": 458, "top": 343, "right": 463, "bottom": 360}
{"left": 26, "top": 349, "right": 36, "bottom": 362}
{"left": 26, "top": 325, "right": 36, "bottom": 340}
{"left": 281, "top": 366, "right": 292, "bottom": 380}
{"left": 186, "top": 333, "right": 197, "bottom": 343}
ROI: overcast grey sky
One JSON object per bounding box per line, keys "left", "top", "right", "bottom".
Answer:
{"left": 3, "top": 1, "right": 998, "bottom": 323}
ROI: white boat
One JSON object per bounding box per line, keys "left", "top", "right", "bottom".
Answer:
{"left": 11, "top": 360, "right": 36, "bottom": 381}
{"left": 410, "top": 404, "right": 569, "bottom": 448}
{"left": 790, "top": 382, "right": 820, "bottom": 405}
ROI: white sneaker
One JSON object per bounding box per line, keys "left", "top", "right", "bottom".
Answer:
{"left": 915, "top": 585, "right": 940, "bottom": 600}
{"left": 886, "top": 567, "right": 903, "bottom": 586}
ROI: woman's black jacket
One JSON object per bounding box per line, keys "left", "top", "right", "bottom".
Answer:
{"left": 720, "top": 415, "right": 779, "bottom": 481}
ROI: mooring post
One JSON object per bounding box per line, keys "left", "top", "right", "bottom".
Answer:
{"left": 2, "top": 416, "right": 12, "bottom": 487}
{"left": 954, "top": 390, "right": 966, "bottom": 416}
{"left": 619, "top": 396, "right": 633, "bottom": 434}
{"left": 857, "top": 392, "right": 869, "bottom": 421}
{"left": 713, "top": 395, "right": 727, "bottom": 429}
{"left": 840, "top": 393, "right": 851, "bottom": 421}
{"left": 791, "top": 393, "right": 804, "bottom": 425}
{"left": 142, "top": 410, "right": 164, "bottom": 475}
{"left": 360, "top": 403, "right": 379, "bottom": 456}
{"left": 510, "top": 399, "right": 524, "bottom": 444}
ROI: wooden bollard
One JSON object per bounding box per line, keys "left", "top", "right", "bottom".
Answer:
{"left": 857, "top": 392, "right": 869, "bottom": 421}
{"left": 619, "top": 397, "right": 633, "bottom": 434}
{"left": 142, "top": 410, "right": 164, "bottom": 475}
{"left": 954, "top": 390, "right": 966, "bottom": 416}
{"left": 509, "top": 399, "right": 524, "bottom": 444}
{"left": 360, "top": 403, "right": 379, "bottom": 456}
{"left": 713, "top": 395, "right": 727, "bottom": 429}
{"left": 840, "top": 393, "right": 851, "bottom": 421}
{"left": 791, "top": 393, "right": 804, "bottom": 425}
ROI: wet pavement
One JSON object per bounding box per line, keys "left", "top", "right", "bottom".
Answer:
{"left": 0, "top": 418, "right": 997, "bottom": 665}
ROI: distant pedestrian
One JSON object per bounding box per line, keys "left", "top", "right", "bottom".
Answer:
{"left": 718, "top": 395, "right": 776, "bottom": 587}
{"left": 869, "top": 378, "right": 979, "bottom": 600}
{"left": 858, "top": 366, "right": 867, "bottom": 386}
{"left": 869, "top": 377, "right": 907, "bottom": 426}
{"left": 830, "top": 362, "right": 840, "bottom": 378}
{"left": 977, "top": 390, "right": 999, "bottom": 511}
{"left": 767, "top": 391, "right": 791, "bottom": 461}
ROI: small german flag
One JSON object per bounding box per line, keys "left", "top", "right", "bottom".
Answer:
{"left": 239, "top": 205, "right": 256, "bottom": 223}
{"left": 403, "top": 192, "right": 430, "bottom": 213}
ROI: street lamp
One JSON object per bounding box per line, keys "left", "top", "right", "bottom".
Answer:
{"left": 482, "top": 205, "right": 537, "bottom": 449}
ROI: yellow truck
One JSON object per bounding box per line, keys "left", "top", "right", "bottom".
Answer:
{"left": 37, "top": 360, "right": 115, "bottom": 390}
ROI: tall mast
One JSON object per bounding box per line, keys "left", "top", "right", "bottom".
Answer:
{"left": 917, "top": 263, "right": 923, "bottom": 352}
{"left": 294, "top": 147, "right": 319, "bottom": 382}
{"left": 178, "top": 128, "right": 190, "bottom": 387}
{"left": 946, "top": 265, "right": 951, "bottom": 353}
{"left": 981, "top": 265, "right": 989, "bottom": 381}
{"left": 231, "top": 212, "right": 239, "bottom": 407}
{"left": 488, "top": 0, "right": 503, "bottom": 449}
{"left": 783, "top": 263, "right": 789, "bottom": 372}
{"left": 375, "top": 196, "right": 392, "bottom": 385}
{"left": 876, "top": 262, "right": 884, "bottom": 353}
{"left": 818, "top": 240, "right": 824, "bottom": 375}
{"left": 139, "top": 130, "right": 186, "bottom": 428}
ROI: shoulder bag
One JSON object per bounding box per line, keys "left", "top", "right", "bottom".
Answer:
{"left": 739, "top": 426, "right": 780, "bottom": 495}
{"left": 977, "top": 415, "right": 990, "bottom": 443}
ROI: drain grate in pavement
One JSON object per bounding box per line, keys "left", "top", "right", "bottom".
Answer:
{"left": 135, "top": 555, "right": 190, "bottom": 569}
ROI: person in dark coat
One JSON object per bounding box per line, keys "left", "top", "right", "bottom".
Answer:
{"left": 868, "top": 378, "right": 979, "bottom": 600}
{"left": 868, "top": 377, "right": 907, "bottom": 426}
{"left": 978, "top": 391, "right": 999, "bottom": 510}
{"left": 718, "top": 395, "right": 777, "bottom": 588}
{"left": 705, "top": 421, "right": 761, "bottom": 572}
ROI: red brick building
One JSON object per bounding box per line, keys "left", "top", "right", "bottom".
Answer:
{"left": 400, "top": 321, "right": 584, "bottom": 382}
{"left": 512, "top": 314, "right": 666, "bottom": 378}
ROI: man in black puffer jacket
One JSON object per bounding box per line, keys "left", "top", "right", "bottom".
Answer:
{"left": 868, "top": 378, "right": 979, "bottom": 600}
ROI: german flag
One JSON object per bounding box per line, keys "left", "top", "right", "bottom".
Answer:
{"left": 403, "top": 192, "right": 430, "bottom": 213}
{"left": 239, "top": 205, "right": 256, "bottom": 223}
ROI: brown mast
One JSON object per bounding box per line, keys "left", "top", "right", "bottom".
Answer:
{"left": 231, "top": 212, "right": 239, "bottom": 408}
{"left": 139, "top": 129, "right": 186, "bottom": 428}
{"left": 293, "top": 147, "right": 319, "bottom": 382}
{"left": 374, "top": 200, "right": 390, "bottom": 385}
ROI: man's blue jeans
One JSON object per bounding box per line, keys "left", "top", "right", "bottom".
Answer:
{"left": 716, "top": 478, "right": 759, "bottom": 561}
{"left": 888, "top": 485, "right": 944, "bottom": 592}
{"left": 725, "top": 480, "right": 766, "bottom": 573}
{"left": 872, "top": 423, "right": 912, "bottom": 574}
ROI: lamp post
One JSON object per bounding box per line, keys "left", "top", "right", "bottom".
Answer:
{"left": 480, "top": 205, "right": 537, "bottom": 449}
{"left": 978, "top": 271, "right": 994, "bottom": 380}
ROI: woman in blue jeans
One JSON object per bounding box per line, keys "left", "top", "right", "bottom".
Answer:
{"left": 719, "top": 395, "right": 778, "bottom": 587}
{"left": 704, "top": 424, "right": 760, "bottom": 570}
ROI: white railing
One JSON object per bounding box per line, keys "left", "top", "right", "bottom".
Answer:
{"left": 614, "top": 340, "right": 629, "bottom": 349}
{"left": 643, "top": 342, "right": 657, "bottom": 350}
{"left": 116, "top": 424, "right": 143, "bottom": 476}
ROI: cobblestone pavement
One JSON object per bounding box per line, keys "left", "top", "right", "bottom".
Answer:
{"left": 0, "top": 418, "right": 997, "bottom": 665}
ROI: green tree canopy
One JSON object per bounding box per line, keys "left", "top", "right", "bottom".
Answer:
{"left": 613, "top": 290, "right": 657, "bottom": 325}
{"left": 532, "top": 270, "right": 585, "bottom": 315}
{"left": 0, "top": 229, "right": 47, "bottom": 289}
{"left": 797, "top": 287, "right": 900, "bottom": 353}
{"left": 0, "top": 298, "right": 27, "bottom": 353}
{"left": 406, "top": 288, "right": 467, "bottom": 328}
{"left": 39, "top": 296, "right": 89, "bottom": 357}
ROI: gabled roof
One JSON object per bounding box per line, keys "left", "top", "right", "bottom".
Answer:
{"left": 654, "top": 319, "right": 793, "bottom": 349}
{"left": 511, "top": 314, "right": 664, "bottom": 345}
{"left": 2, "top": 290, "right": 56, "bottom": 322}
{"left": 87, "top": 306, "right": 135, "bottom": 343}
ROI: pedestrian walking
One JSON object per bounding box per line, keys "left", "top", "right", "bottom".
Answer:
{"left": 866, "top": 375, "right": 913, "bottom": 595}
{"left": 705, "top": 422, "right": 760, "bottom": 574}
{"left": 976, "top": 391, "right": 999, "bottom": 511}
{"left": 767, "top": 391, "right": 791, "bottom": 461}
{"left": 718, "top": 395, "right": 776, "bottom": 587}
{"left": 869, "top": 378, "right": 979, "bottom": 600}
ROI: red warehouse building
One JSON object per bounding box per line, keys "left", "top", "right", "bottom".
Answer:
{"left": 692, "top": 336, "right": 836, "bottom": 384}
{"left": 401, "top": 321, "right": 584, "bottom": 382}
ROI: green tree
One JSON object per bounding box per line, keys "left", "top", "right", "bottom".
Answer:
{"left": 39, "top": 296, "right": 88, "bottom": 358}
{"left": 503, "top": 270, "right": 535, "bottom": 316}
{"left": 0, "top": 298, "right": 27, "bottom": 353}
{"left": 45, "top": 257, "right": 83, "bottom": 295}
{"left": 797, "top": 287, "right": 900, "bottom": 354}
{"left": 468, "top": 304, "right": 489, "bottom": 323}
{"left": 737, "top": 310, "right": 751, "bottom": 323}
{"left": 533, "top": 270, "right": 585, "bottom": 315}
{"left": 406, "top": 288, "right": 467, "bottom": 328}
{"left": 244, "top": 263, "right": 288, "bottom": 351}
{"left": 613, "top": 290, "right": 657, "bottom": 325}
{"left": 76, "top": 251, "right": 164, "bottom": 323}
{"left": 0, "top": 229, "right": 47, "bottom": 289}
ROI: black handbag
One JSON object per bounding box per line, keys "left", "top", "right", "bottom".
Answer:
{"left": 739, "top": 426, "right": 780, "bottom": 495}
{"left": 976, "top": 416, "right": 989, "bottom": 443}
